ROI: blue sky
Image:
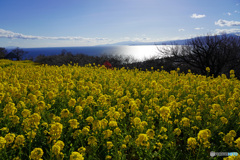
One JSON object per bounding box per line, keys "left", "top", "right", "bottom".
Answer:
{"left": 0, "top": 0, "right": 240, "bottom": 48}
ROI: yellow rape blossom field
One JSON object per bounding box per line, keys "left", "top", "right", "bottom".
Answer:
{"left": 0, "top": 59, "right": 240, "bottom": 160}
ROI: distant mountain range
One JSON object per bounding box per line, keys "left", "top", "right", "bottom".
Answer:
{"left": 107, "top": 39, "right": 187, "bottom": 46}
{"left": 107, "top": 33, "right": 240, "bottom": 46}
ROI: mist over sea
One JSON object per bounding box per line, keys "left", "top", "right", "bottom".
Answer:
{"left": 7, "top": 45, "right": 165, "bottom": 62}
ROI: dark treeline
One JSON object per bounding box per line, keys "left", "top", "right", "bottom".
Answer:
{"left": 0, "top": 47, "right": 28, "bottom": 60}
{"left": 34, "top": 50, "right": 135, "bottom": 68}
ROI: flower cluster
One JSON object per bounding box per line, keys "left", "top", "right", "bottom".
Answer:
{"left": 0, "top": 59, "right": 240, "bottom": 159}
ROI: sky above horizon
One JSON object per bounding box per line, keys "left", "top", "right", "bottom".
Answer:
{"left": 0, "top": 0, "right": 240, "bottom": 48}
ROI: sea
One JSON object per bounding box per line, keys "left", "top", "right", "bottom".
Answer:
{"left": 6, "top": 45, "right": 166, "bottom": 62}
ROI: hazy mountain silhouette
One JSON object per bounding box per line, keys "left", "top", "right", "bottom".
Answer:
{"left": 106, "top": 33, "right": 240, "bottom": 46}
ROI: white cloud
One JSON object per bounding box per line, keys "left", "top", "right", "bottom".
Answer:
{"left": 190, "top": 13, "right": 206, "bottom": 19}
{"left": 227, "top": 12, "right": 232, "bottom": 16}
{"left": 178, "top": 29, "right": 185, "bottom": 32}
{"left": 215, "top": 19, "right": 240, "bottom": 27}
{"left": 215, "top": 28, "right": 240, "bottom": 35}
{"left": 0, "top": 28, "right": 108, "bottom": 42}
{"left": 195, "top": 27, "right": 204, "bottom": 30}
{"left": 234, "top": 10, "right": 240, "bottom": 13}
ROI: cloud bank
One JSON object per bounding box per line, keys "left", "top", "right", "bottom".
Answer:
{"left": 191, "top": 13, "right": 206, "bottom": 19}
{"left": 195, "top": 27, "right": 204, "bottom": 30}
{"left": 215, "top": 19, "right": 240, "bottom": 27}
{"left": 215, "top": 28, "right": 240, "bottom": 35}
{"left": 0, "top": 28, "right": 108, "bottom": 42}
{"left": 178, "top": 29, "right": 185, "bottom": 32}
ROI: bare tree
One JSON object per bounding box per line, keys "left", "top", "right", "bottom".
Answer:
{"left": 11, "top": 47, "right": 28, "bottom": 60}
{"left": 0, "top": 47, "right": 8, "bottom": 59}
{"left": 158, "top": 34, "right": 240, "bottom": 77}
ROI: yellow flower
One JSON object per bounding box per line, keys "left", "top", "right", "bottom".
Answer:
{"left": 75, "top": 106, "right": 83, "bottom": 114}
{"left": 101, "top": 119, "right": 108, "bottom": 129}
{"left": 105, "top": 155, "right": 112, "bottom": 160}
{"left": 68, "top": 98, "right": 76, "bottom": 107}
{"left": 41, "top": 122, "right": 48, "bottom": 128}
{"left": 197, "top": 129, "right": 211, "bottom": 144}
{"left": 5, "top": 133, "right": 15, "bottom": 146}
{"left": 72, "top": 130, "right": 81, "bottom": 139}
{"left": 53, "top": 116, "right": 61, "bottom": 122}
{"left": 212, "top": 104, "right": 221, "bottom": 111}
{"left": 191, "top": 126, "right": 199, "bottom": 130}
{"left": 206, "top": 67, "right": 210, "bottom": 72}
{"left": 29, "top": 148, "right": 44, "bottom": 160}
{"left": 3, "top": 102, "right": 17, "bottom": 117}
{"left": 37, "top": 101, "right": 46, "bottom": 110}
{"left": 146, "top": 129, "right": 155, "bottom": 139}
{"left": 113, "top": 111, "right": 121, "bottom": 120}
{"left": 10, "top": 115, "right": 20, "bottom": 125}
{"left": 82, "top": 126, "right": 90, "bottom": 136}
{"left": 187, "top": 137, "right": 198, "bottom": 150}
{"left": 123, "top": 135, "right": 132, "bottom": 144}
{"left": 155, "top": 142, "right": 163, "bottom": 151}
{"left": 220, "top": 117, "right": 228, "bottom": 124}
{"left": 52, "top": 145, "right": 61, "bottom": 155}
{"left": 55, "top": 140, "right": 65, "bottom": 150}
{"left": 77, "top": 147, "right": 86, "bottom": 155}
{"left": 160, "top": 127, "right": 167, "bottom": 133}
{"left": 223, "top": 130, "right": 237, "bottom": 147}
{"left": 109, "top": 121, "right": 118, "bottom": 127}
{"left": 229, "top": 130, "right": 237, "bottom": 137}
{"left": 133, "top": 117, "right": 141, "bottom": 126}
{"left": 114, "top": 127, "right": 121, "bottom": 135}
{"left": 30, "top": 113, "right": 41, "bottom": 127}
{"left": 121, "top": 144, "right": 127, "bottom": 149}
{"left": 85, "top": 116, "right": 94, "bottom": 123}
{"left": 47, "top": 91, "right": 55, "bottom": 100}
{"left": 88, "top": 136, "right": 97, "bottom": 146}
{"left": 187, "top": 99, "right": 194, "bottom": 106}
{"left": 13, "top": 135, "right": 25, "bottom": 148}
{"left": 103, "top": 129, "right": 112, "bottom": 139}
{"left": 174, "top": 119, "right": 179, "bottom": 124}
{"left": 106, "top": 141, "right": 114, "bottom": 150}
{"left": 0, "top": 127, "right": 9, "bottom": 133}
{"left": 173, "top": 128, "right": 181, "bottom": 136}
{"left": 181, "top": 117, "right": 190, "bottom": 127}
{"left": 151, "top": 80, "right": 157, "bottom": 88}
{"left": 158, "top": 134, "right": 168, "bottom": 140}
{"left": 96, "top": 110, "right": 103, "bottom": 118}
{"left": 69, "top": 119, "right": 79, "bottom": 129}
{"left": 195, "top": 116, "right": 202, "bottom": 121}
{"left": 86, "top": 96, "right": 94, "bottom": 104}
{"left": 159, "top": 106, "right": 171, "bottom": 121}
{"left": 223, "top": 155, "right": 240, "bottom": 160}
{"left": 60, "top": 109, "right": 70, "bottom": 118}
{"left": 230, "top": 70, "right": 235, "bottom": 75}
{"left": 0, "top": 137, "right": 6, "bottom": 149}
{"left": 202, "top": 140, "right": 211, "bottom": 148}
{"left": 70, "top": 152, "right": 84, "bottom": 160}
{"left": 26, "top": 131, "right": 36, "bottom": 141}
{"left": 13, "top": 157, "right": 21, "bottom": 160}
{"left": 135, "top": 134, "right": 148, "bottom": 146}
{"left": 219, "top": 132, "right": 225, "bottom": 136}
{"left": 234, "top": 137, "right": 240, "bottom": 149}
{"left": 49, "top": 122, "right": 63, "bottom": 140}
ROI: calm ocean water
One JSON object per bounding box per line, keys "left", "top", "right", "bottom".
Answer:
{"left": 7, "top": 45, "right": 164, "bottom": 62}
